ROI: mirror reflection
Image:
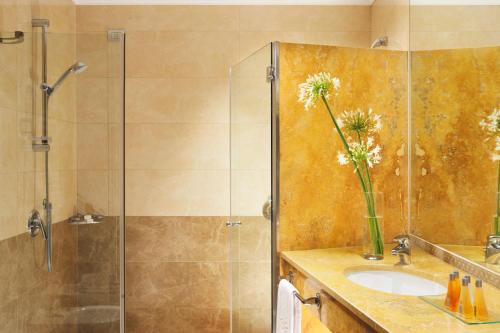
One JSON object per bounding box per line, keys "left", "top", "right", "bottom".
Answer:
{"left": 410, "top": 3, "right": 500, "bottom": 272}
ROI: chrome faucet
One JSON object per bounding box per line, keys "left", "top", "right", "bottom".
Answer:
{"left": 485, "top": 235, "right": 500, "bottom": 265}
{"left": 392, "top": 235, "right": 411, "bottom": 265}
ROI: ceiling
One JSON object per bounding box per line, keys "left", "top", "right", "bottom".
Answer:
{"left": 73, "top": 0, "right": 500, "bottom": 6}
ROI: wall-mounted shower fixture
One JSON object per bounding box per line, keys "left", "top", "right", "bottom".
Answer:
{"left": 30, "top": 18, "right": 88, "bottom": 272}
{"left": 371, "top": 36, "right": 389, "bottom": 49}
{"left": 0, "top": 31, "right": 24, "bottom": 44}
{"left": 41, "top": 62, "right": 87, "bottom": 97}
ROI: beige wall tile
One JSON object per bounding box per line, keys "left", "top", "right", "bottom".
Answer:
{"left": 77, "top": 123, "right": 108, "bottom": 170}
{"left": 231, "top": 123, "right": 271, "bottom": 171}
{"left": 0, "top": 173, "right": 20, "bottom": 240}
{"left": 410, "top": 6, "right": 500, "bottom": 33}
{"left": 125, "top": 170, "right": 229, "bottom": 216}
{"left": 371, "top": 0, "right": 409, "bottom": 51}
{"left": 231, "top": 170, "right": 271, "bottom": 217}
{"left": 410, "top": 6, "right": 500, "bottom": 50}
{"left": 0, "top": 109, "right": 18, "bottom": 173}
{"left": 125, "top": 123, "right": 229, "bottom": 171}
{"left": 76, "top": 32, "right": 108, "bottom": 78}
{"left": 77, "top": 169, "right": 108, "bottom": 215}
{"left": 239, "top": 6, "right": 371, "bottom": 32}
{"left": 0, "top": 46, "right": 17, "bottom": 110}
{"left": 49, "top": 119, "right": 76, "bottom": 171}
{"left": 77, "top": 77, "right": 108, "bottom": 123}
{"left": 125, "top": 78, "right": 229, "bottom": 124}
{"left": 126, "top": 31, "right": 238, "bottom": 78}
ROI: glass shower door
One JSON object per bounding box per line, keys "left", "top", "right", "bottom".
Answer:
{"left": 229, "top": 43, "right": 274, "bottom": 333}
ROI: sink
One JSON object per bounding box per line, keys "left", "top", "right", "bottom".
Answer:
{"left": 345, "top": 269, "right": 447, "bottom": 296}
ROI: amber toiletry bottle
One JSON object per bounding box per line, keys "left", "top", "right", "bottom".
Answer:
{"left": 474, "top": 279, "right": 489, "bottom": 321}
{"left": 461, "top": 278, "right": 474, "bottom": 319}
{"left": 445, "top": 273, "right": 454, "bottom": 307}
{"left": 449, "top": 273, "right": 460, "bottom": 312}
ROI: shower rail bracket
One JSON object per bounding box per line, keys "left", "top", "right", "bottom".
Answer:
{"left": 32, "top": 136, "right": 52, "bottom": 152}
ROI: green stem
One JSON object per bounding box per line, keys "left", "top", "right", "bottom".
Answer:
{"left": 496, "top": 161, "right": 500, "bottom": 235}
{"left": 320, "top": 96, "right": 383, "bottom": 255}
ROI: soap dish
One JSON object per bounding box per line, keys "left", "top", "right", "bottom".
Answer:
{"left": 420, "top": 296, "right": 500, "bottom": 325}
{"left": 68, "top": 214, "right": 104, "bottom": 225}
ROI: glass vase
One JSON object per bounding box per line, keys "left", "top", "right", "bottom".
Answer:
{"left": 493, "top": 192, "right": 500, "bottom": 236}
{"left": 362, "top": 192, "right": 385, "bottom": 260}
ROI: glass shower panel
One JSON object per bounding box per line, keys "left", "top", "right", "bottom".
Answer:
{"left": 0, "top": 29, "right": 124, "bottom": 332}
{"left": 229, "top": 44, "right": 273, "bottom": 333}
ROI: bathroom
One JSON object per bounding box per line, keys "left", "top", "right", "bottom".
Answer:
{"left": 0, "top": 0, "right": 499, "bottom": 332}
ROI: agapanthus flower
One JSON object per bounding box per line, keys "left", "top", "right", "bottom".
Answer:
{"left": 480, "top": 108, "right": 500, "bottom": 135}
{"left": 480, "top": 108, "right": 500, "bottom": 161}
{"left": 298, "top": 72, "right": 340, "bottom": 110}
{"left": 338, "top": 108, "right": 382, "bottom": 136}
{"left": 338, "top": 137, "right": 382, "bottom": 169}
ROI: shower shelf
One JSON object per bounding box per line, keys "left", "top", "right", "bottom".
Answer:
{"left": 68, "top": 214, "right": 104, "bottom": 225}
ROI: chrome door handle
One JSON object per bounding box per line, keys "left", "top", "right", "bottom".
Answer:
{"left": 262, "top": 197, "right": 272, "bottom": 220}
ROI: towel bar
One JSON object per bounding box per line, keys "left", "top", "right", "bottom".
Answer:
{"left": 293, "top": 291, "right": 321, "bottom": 310}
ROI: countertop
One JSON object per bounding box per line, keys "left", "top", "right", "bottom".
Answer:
{"left": 281, "top": 247, "right": 500, "bottom": 333}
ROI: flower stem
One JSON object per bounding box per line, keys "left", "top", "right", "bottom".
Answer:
{"left": 320, "top": 96, "right": 384, "bottom": 255}
{"left": 496, "top": 161, "right": 500, "bottom": 235}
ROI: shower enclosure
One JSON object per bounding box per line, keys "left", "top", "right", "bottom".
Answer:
{"left": 229, "top": 42, "right": 279, "bottom": 332}
{"left": 0, "top": 24, "right": 125, "bottom": 332}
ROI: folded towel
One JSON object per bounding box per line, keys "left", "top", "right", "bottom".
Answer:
{"left": 276, "top": 279, "right": 302, "bottom": 333}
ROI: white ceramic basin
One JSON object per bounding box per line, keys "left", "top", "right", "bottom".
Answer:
{"left": 346, "top": 270, "right": 447, "bottom": 296}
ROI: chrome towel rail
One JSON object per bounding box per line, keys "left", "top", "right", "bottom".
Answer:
{"left": 281, "top": 270, "right": 322, "bottom": 310}
{"left": 0, "top": 31, "right": 24, "bottom": 44}
{"left": 293, "top": 291, "right": 321, "bottom": 310}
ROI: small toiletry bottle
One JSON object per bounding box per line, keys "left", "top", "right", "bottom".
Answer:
{"left": 474, "top": 279, "right": 489, "bottom": 321}
{"left": 449, "top": 272, "right": 460, "bottom": 312}
{"left": 465, "top": 276, "right": 474, "bottom": 304}
{"left": 460, "top": 278, "right": 474, "bottom": 319}
{"left": 445, "top": 273, "right": 454, "bottom": 307}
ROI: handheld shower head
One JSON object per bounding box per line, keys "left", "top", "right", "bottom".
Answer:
{"left": 42, "top": 61, "right": 87, "bottom": 96}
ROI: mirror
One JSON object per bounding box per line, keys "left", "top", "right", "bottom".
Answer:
{"left": 410, "top": 2, "right": 500, "bottom": 273}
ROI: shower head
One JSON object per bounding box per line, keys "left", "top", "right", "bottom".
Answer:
{"left": 371, "top": 36, "right": 388, "bottom": 49}
{"left": 42, "top": 62, "right": 88, "bottom": 96}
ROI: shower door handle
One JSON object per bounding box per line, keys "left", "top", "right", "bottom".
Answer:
{"left": 262, "top": 196, "right": 272, "bottom": 220}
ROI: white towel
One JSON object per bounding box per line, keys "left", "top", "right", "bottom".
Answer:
{"left": 276, "top": 279, "right": 302, "bottom": 333}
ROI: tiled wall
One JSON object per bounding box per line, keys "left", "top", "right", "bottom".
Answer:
{"left": 371, "top": 0, "right": 409, "bottom": 51}
{"left": 0, "top": 0, "right": 79, "bottom": 332}
{"left": 75, "top": 5, "right": 373, "bottom": 333}
{"left": 279, "top": 43, "right": 408, "bottom": 252}
{"left": 410, "top": 5, "right": 500, "bottom": 50}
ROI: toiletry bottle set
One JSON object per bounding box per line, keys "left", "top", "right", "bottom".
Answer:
{"left": 445, "top": 271, "right": 488, "bottom": 320}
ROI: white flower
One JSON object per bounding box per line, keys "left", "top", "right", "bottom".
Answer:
{"left": 337, "top": 152, "right": 349, "bottom": 165}
{"left": 339, "top": 108, "right": 382, "bottom": 136}
{"left": 339, "top": 137, "right": 382, "bottom": 168}
{"left": 480, "top": 108, "right": 500, "bottom": 161}
{"left": 480, "top": 108, "right": 500, "bottom": 135}
{"left": 298, "top": 72, "right": 341, "bottom": 110}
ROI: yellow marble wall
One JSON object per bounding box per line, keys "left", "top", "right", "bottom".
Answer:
{"left": 279, "top": 43, "right": 408, "bottom": 252}
{"left": 411, "top": 46, "right": 500, "bottom": 246}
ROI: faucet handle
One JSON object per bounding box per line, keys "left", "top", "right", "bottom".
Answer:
{"left": 393, "top": 234, "right": 410, "bottom": 245}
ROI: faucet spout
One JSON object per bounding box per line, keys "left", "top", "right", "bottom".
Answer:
{"left": 391, "top": 235, "right": 411, "bottom": 265}
{"left": 485, "top": 235, "right": 500, "bottom": 264}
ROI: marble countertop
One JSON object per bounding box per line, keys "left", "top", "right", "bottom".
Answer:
{"left": 281, "top": 247, "right": 500, "bottom": 333}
